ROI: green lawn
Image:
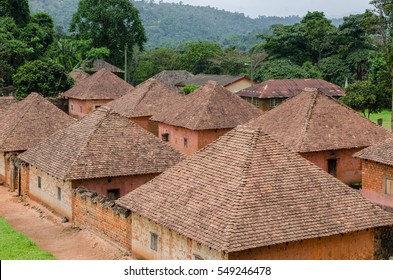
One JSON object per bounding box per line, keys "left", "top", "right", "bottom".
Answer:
{"left": 0, "top": 217, "right": 55, "bottom": 260}
{"left": 364, "top": 110, "right": 391, "bottom": 130}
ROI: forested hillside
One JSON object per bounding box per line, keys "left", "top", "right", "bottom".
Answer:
{"left": 28, "top": 0, "right": 307, "bottom": 49}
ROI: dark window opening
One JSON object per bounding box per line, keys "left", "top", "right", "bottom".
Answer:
{"left": 80, "top": 106, "right": 82, "bottom": 113}
{"left": 95, "top": 105, "right": 101, "bottom": 109}
{"left": 184, "top": 137, "right": 188, "bottom": 147}
{"left": 327, "top": 159, "right": 337, "bottom": 177}
{"left": 107, "top": 188, "right": 120, "bottom": 200}
{"left": 38, "top": 176, "right": 41, "bottom": 189}
{"left": 57, "top": 187, "right": 61, "bottom": 200}
{"left": 162, "top": 133, "right": 169, "bottom": 142}
{"left": 150, "top": 232, "right": 158, "bottom": 251}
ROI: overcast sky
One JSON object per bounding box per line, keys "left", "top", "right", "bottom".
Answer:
{"left": 160, "top": 0, "right": 372, "bottom": 18}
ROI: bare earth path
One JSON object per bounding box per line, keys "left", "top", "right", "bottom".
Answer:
{"left": 0, "top": 186, "right": 132, "bottom": 260}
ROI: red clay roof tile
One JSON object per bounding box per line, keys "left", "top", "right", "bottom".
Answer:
{"left": 246, "top": 88, "right": 393, "bottom": 152}
{"left": 19, "top": 107, "right": 184, "bottom": 180}
{"left": 117, "top": 125, "right": 393, "bottom": 252}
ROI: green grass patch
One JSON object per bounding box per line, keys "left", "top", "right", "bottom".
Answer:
{"left": 0, "top": 216, "right": 55, "bottom": 260}
{"left": 361, "top": 110, "right": 391, "bottom": 130}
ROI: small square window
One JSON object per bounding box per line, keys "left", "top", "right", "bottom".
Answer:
{"left": 107, "top": 188, "right": 120, "bottom": 200}
{"left": 252, "top": 98, "right": 260, "bottom": 107}
{"left": 38, "top": 176, "right": 41, "bottom": 189}
{"left": 269, "top": 98, "right": 278, "bottom": 107}
{"left": 57, "top": 187, "right": 61, "bottom": 201}
{"left": 184, "top": 137, "right": 188, "bottom": 147}
{"left": 161, "top": 133, "right": 169, "bottom": 142}
{"left": 70, "top": 104, "right": 74, "bottom": 111}
{"left": 150, "top": 232, "right": 158, "bottom": 251}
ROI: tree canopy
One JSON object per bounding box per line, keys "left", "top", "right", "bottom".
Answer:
{"left": 12, "top": 59, "right": 73, "bottom": 98}
{"left": 69, "top": 0, "right": 147, "bottom": 67}
{"left": 0, "top": 0, "right": 30, "bottom": 27}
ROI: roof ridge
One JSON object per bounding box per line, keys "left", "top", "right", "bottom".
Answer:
{"left": 65, "top": 109, "right": 112, "bottom": 179}
{"left": 296, "top": 89, "right": 319, "bottom": 151}
{"left": 0, "top": 95, "right": 35, "bottom": 148}
{"left": 223, "top": 127, "right": 260, "bottom": 250}
{"left": 189, "top": 84, "right": 216, "bottom": 130}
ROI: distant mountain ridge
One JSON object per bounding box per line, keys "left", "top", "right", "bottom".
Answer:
{"left": 28, "top": 0, "right": 342, "bottom": 50}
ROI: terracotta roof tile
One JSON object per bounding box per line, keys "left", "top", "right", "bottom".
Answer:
{"left": 0, "top": 93, "right": 75, "bottom": 152}
{"left": 68, "top": 70, "right": 90, "bottom": 84}
{"left": 19, "top": 107, "right": 184, "bottom": 180}
{"left": 106, "top": 78, "right": 182, "bottom": 118}
{"left": 0, "top": 96, "right": 18, "bottom": 115}
{"left": 354, "top": 138, "right": 393, "bottom": 166}
{"left": 237, "top": 78, "right": 344, "bottom": 98}
{"left": 177, "top": 74, "right": 249, "bottom": 87}
{"left": 152, "top": 70, "right": 194, "bottom": 88}
{"left": 151, "top": 81, "right": 262, "bottom": 130}
{"left": 117, "top": 125, "right": 393, "bottom": 252}
{"left": 81, "top": 59, "right": 125, "bottom": 73}
{"left": 246, "top": 88, "right": 393, "bottom": 152}
{"left": 62, "top": 69, "right": 133, "bottom": 100}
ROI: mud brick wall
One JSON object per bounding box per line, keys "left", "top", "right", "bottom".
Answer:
{"left": 362, "top": 160, "right": 393, "bottom": 193}
{"left": 72, "top": 188, "right": 132, "bottom": 253}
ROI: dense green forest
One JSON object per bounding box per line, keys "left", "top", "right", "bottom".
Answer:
{"left": 2, "top": 0, "right": 393, "bottom": 118}
{"left": 28, "top": 0, "right": 308, "bottom": 50}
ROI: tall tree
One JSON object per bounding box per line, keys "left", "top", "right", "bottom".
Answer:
{"left": 368, "top": 0, "right": 393, "bottom": 130}
{"left": 69, "top": 0, "right": 146, "bottom": 68}
{"left": 340, "top": 80, "right": 387, "bottom": 119}
{"left": 0, "top": 0, "right": 30, "bottom": 27}
{"left": 0, "top": 17, "right": 33, "bottom": 85}
{"left": 180, "top": 42, "right": 223, "bottom": 74}
{"left": 12, "top": 59, "right": 73, "bottom": 98}
{"left": 21, "top": 12, "right": 55, "bottom": 59}
{"left": 300, "top": 11, "right": 336, "bottom": 66}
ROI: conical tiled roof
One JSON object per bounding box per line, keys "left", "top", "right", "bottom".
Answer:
{"left": 19, "top": 107, "right": 184, "bottom": 180}
{"left": 68, "top": 69, "right": 90, "bottom": 84}
{"left": 106, "top": 78, "right": 182, "bottom": 118}
{"left": 237, "top": 78, "right": 344, "bottom": 98}
{"left": 0, "top": 96, "right": 18, "bottom": 115}
{"left": 62, "top": 69, "right": 133, "bottom": 100}
{"left": 151, "top": 81, "right": 262, "bottom": 130}
{"left": 81, "top": 59, "right": 125, "bottom": 73}
{"left": 0, "top": 93, "right": 75, "bottom": 152}
{"left": 176, "top": 74, "right": 248, "bottom": 87}
{"left": 117, "top": 125, "right": 393, "bottom": 252}
{"left": 354, "top": 138, "right": 393, "bottom": 166}
{"left": 246, "top": 88, "right": 393, "bottom": 152}
{"left": 152, "top": 70, "right": 194, "bottom": 88}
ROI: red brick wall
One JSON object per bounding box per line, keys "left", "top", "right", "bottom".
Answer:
{"left": 158, "top": 123, "right": 232, "bottom": 155}
{"left": 72, "top": 188, "right": 132, "bottom": 252}
{"left": 73, "top": 173, "right": 159, "bottom": 198}
{"left": 197, "top": 129, "right": 231, "bottom": 150}
{"left": 362, "top": 160, "right": 393, "bottom": 193}
{"left": 229, "top": 230, "right": 375, "bottom": 260}
{"left": 361, "top": 160, "right": 393, "bottom": 209}
{"left": 158, "top": 123, "right": 199, "bottom": 155}
{"left": 300, "top": 148, "right": 363, "bottom": 185}
{"left": 68, "top": 98, "right": 112, "bottom": 119}
{"left": 131, "top": 116, "right": 150, "bottom": 132}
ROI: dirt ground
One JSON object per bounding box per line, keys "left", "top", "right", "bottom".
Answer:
{"left": 0, "top": 185, "right": 133, "bottom": 260}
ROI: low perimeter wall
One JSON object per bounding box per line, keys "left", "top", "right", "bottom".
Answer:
{"left": 72, "top": 188, "right": 132, "bottom": 253}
